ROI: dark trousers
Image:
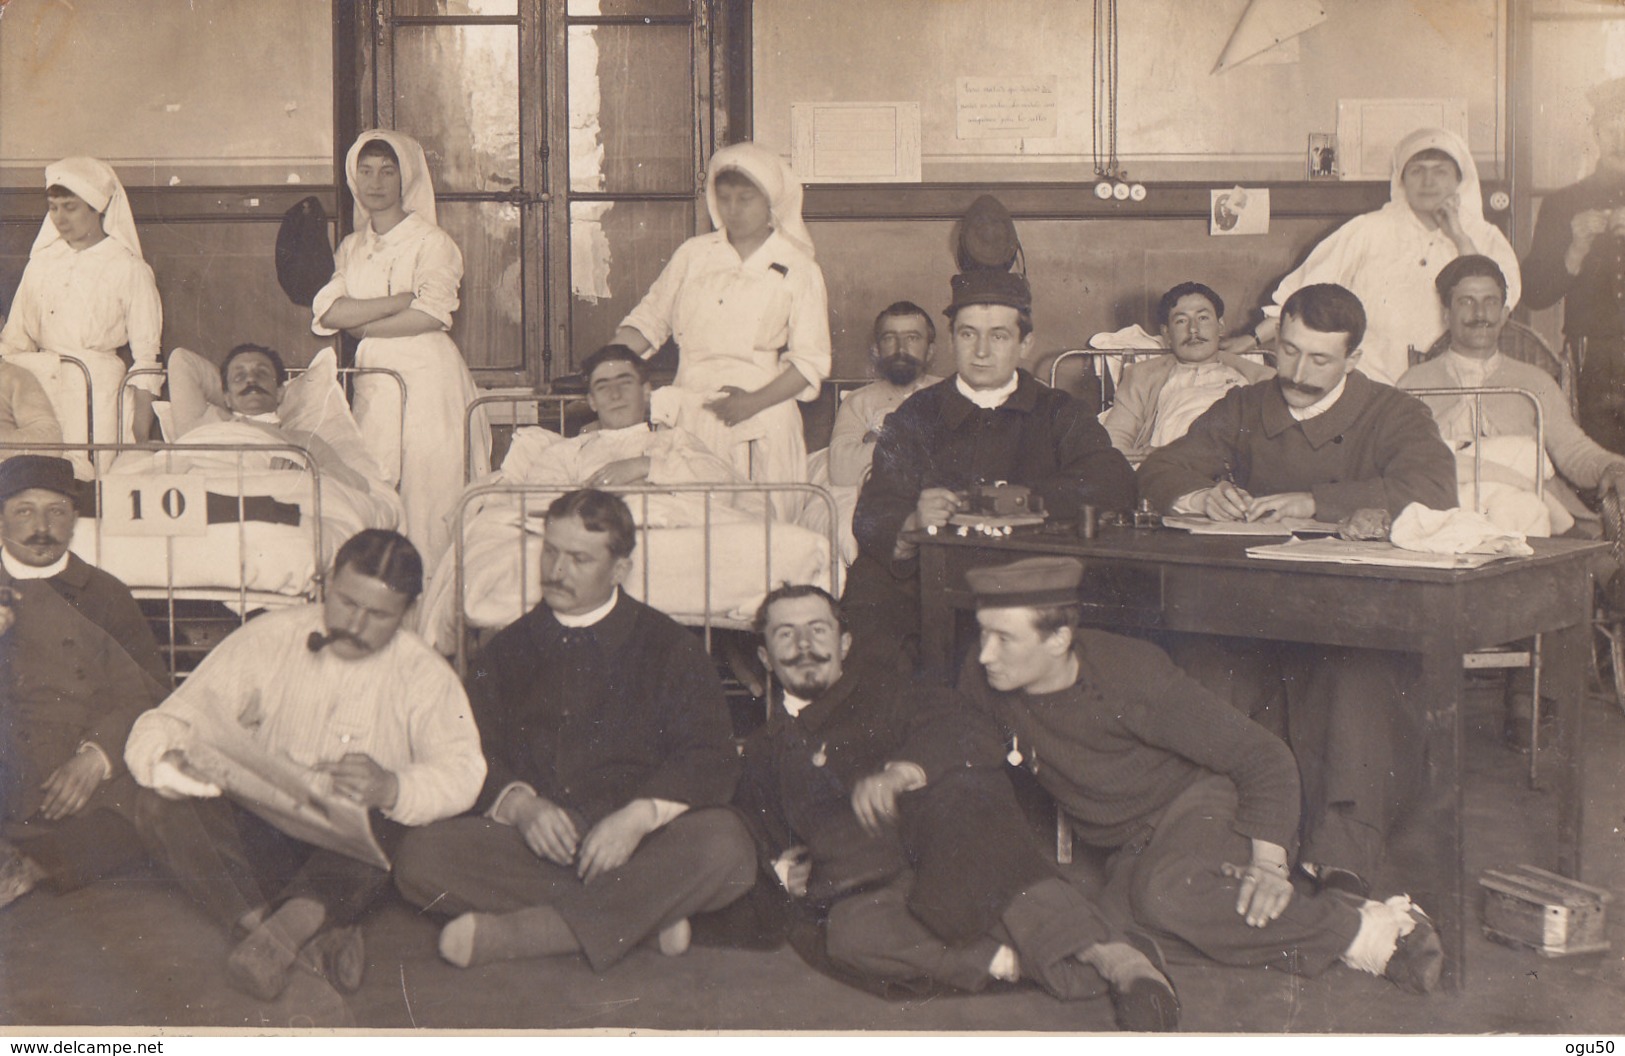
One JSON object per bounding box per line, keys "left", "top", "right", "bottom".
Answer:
{"left": 821, "top": 768, "right": 1115, "bottom": 999}
{"left": 133, "top": 790, "right": 403, "bottom": 934}
{"left": 1098, "top": 774, "right": 1362, "bottom": 975}
{"left": 392, "top": 807, "right": 756, "bottom": 972}
{"left": 1166, "top": 635, "right": 1423, "bottom": 879}
{"left": 4, "top": 774, "right": 147, "bottom": 890}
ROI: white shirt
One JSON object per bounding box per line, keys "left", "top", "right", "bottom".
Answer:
{"left": 124, "top": 604, "right": 485, "bottom": 827}
{"left": 781, "top": 691, "right": 813, "bottom": 718}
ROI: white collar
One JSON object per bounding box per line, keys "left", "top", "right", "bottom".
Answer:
{"left": 2, "top": 547, "right": 69, "bottom": 580}
{"left": 554, "top": 587, "right": 620, "bottom": 628}
{"left": 1288, "top": 377, "right": 1347, "bottom": 422}
{"left": 955, "top": 373, "right": 1019, "bottom": 410}
{"left": 781, "top": 691, "right": 812, "bottom": 718}
{"left": 238, "top": 410, "right": 283, "bottom": 425}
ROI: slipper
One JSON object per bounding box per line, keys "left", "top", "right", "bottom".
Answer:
{"left": 297, "top": 925, "right": 366, "bottom": 993}
{"left": 0, "top": 841, "right": 42, "bottom": 911}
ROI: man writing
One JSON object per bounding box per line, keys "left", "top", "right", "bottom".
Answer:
{"left": 394, "top": 489, "right": 756, "bottom": 971}
{"left": 125, "top": 529, "right": 485, "bottom": 1000}
{"left": 866, "top": 556, "right": 1444, "bottom": 1003}
{"left": 1138, "top": 283, "right": 1456, "bottom": 895}
{"left": 0, "top": 455, "right": 169, "bottom": 909}
{"left": 736, "top": 584, "right": 1181, "bottom": 1031}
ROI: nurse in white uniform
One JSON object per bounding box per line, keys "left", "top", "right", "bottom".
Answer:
{"left": 313, "top": 130, "right": 490, "bottom": 571}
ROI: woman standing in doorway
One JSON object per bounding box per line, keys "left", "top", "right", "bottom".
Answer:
{"left": 313, "top": 130, "right": 490, "bottom": 570}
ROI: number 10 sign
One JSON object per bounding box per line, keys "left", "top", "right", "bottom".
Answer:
{"left": 101, "top": 475, "right": 208, "bottom": 537}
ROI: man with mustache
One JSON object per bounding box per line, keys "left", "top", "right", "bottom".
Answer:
{"left": 394, "top": 489, "right": 756, "bottom": 973}
{"left": 1138, "top": 283, "right": 1456, "bottom": 898}
{"left": 1102, "top": 282, "right": 1274, "bottom": 464}
{"left": 123, "top": 529, "right": 486, "bottom": 1000}
{"left": 1401, "top": 255, "right": 1625, "bottom": 531}
{"left": 727, "top": 583, "right": 1180, "bottom": 1030}
{"left": 0, "top": 455, "right": 169, "bottom": 911}
{"left": 827, "top": 303, "right": 946, "bottom": 487}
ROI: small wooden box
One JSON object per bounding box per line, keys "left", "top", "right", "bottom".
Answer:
{"left": 1479, "top": 864, "right": 1612, "bottom": 957}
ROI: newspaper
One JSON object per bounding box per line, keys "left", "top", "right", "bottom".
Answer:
{"left": 1162, "top": 514, "right": 1342, "bottom": 537}
{"left": 181, "top": 713, "right": 390, "bottom": 870}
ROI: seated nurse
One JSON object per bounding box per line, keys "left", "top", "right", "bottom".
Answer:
{"left": 0, "top": 157, "right": 162, "bottom": 470}
{"left": 612, "top": 142, "right": 832, "bottom": 520}
{"left": 1226, "top": 127, "right": 1522, "bottom": 387}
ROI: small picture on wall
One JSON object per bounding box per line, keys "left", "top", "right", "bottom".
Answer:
{"left": 1308, "top": 132, "right": 1338, "bottom": 180}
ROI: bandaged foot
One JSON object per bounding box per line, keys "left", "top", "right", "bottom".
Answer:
{"left": 438, "top": 905, "right": 581, "bottom": 968}
{"left": 657, "top": 917, "right": 691, "bottom": 956}
{"left": 1079, "top": 935, "right": 1180, "bottom": 1032}
{"left": 227, "top": 897, "right": 326, "bottom": 1001}
{"left": 988, "top": 943, "right": 1021, "bottom": 983}
{"left": 1340, "top": 894, "right": 1443, "bottom": 994}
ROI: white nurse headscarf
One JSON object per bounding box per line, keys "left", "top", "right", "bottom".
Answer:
{"left": 33, "top": 156, "right": 143, "bottom": 259}
{"left": 705, "top": 142, "right": 815, "bottom": 260}
{"left": 344, "top": 129, "right": 439, "bottom": 232}
{"left": 1383, "top": 127, "right": 1499, "bottom": 251}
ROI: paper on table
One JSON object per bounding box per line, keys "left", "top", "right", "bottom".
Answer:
{"left": 1245, "top": 537, "right": 1509, "bottom": 569}
{"left": 182, "top": 712, "right": 389, "bottom": 870}
{"left": 1162, "top": 515, "right": 1342, "bottom": 536}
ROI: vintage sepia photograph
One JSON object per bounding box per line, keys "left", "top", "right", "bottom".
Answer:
{"left": 0, "top": 0, "right": 1622, "bottom": 1042}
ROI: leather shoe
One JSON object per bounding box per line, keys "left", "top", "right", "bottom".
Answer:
{"left": 297, "top": 925, "right": 366, "bottom": 993}
{"left": 1384, "top": 905, "right": 1444, "bottom": 994}
{"left": 1111, "top": 929, "right": 1181, "bottom": 1032}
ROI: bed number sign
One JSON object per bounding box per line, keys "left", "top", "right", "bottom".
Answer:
{"left": 102, "top": 475, "right": 208, "bottom": 537}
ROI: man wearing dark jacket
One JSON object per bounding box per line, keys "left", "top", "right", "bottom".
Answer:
{"left": 0, "top": 455, "right": 169, "bottom": 910}
{"left": 843, "top": 265, "right": 1135, "bottom": 666}
{"left": 394, "top": 489, "right": 755, "bottom": 970}
{"left": 736, "top": 583, "right": 1180, "bottom": 1031}
{"left": 1138, "top": 283, "right": 1457, "bottom": 896}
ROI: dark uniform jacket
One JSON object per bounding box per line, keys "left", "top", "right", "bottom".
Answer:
{"left": 0, "top": 554, "right": 169, "bottom": 821}
{"left": 1136, "top": 371, "right": 1456, "bottom": 521}
{"left": 465, "top": 590, "right": 739, "bottom": 826}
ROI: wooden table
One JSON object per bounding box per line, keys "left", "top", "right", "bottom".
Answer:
{"left": 914, "top": 525, "right": 1610, "bottom": 990}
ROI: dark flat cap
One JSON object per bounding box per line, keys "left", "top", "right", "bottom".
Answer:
{"left": 947, "top": 269, "right": 1033, "bottom": 314}
{"left": 0, "top": 455, "right": 77, "bottom": 503}
{"left": 965, "top": 555, "right": 1083, "bottom": 608}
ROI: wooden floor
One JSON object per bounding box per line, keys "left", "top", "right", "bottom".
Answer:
{"left": 2, "top": 680, "right": 1622, "bottom": 1035}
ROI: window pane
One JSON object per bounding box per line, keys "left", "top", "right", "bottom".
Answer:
{"left": 392, "top": 24, "right": 521, "bottom": 193}
{"left": 438, "top": 201, "right": 525, "bottom": 373}
{"left": 569, "top": 199, "right": 693, "bottom": 369}
{"left": 395, "top": 0, "right": 518, "bottom": 15}
{"left": 567, "top": 0, "right": 691, "bottom": 15}
{"left": 568, "top": 24, "right": 694, "bottom": 194}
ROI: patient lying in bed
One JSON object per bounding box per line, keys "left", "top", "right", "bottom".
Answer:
{"left": 417, "top": 345, "right": 831, "bottom": 652}
{"left": 72, "top": 345, "right": 401, "bottom": 596}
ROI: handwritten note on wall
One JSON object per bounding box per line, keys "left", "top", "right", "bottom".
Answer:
{"left": 955, "top": 76, "right": 1058, "bottom": 139}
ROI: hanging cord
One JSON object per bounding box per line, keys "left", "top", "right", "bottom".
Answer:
{"left": 1092, "top": 0, "right": 1122, "bottom": 181}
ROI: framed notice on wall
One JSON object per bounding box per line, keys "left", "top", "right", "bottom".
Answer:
{"left": 1335, "top": 98, "right": 1469, "bottom": 180}
{"left": 791, "top": 102, "right": 922, "bottom": 183}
